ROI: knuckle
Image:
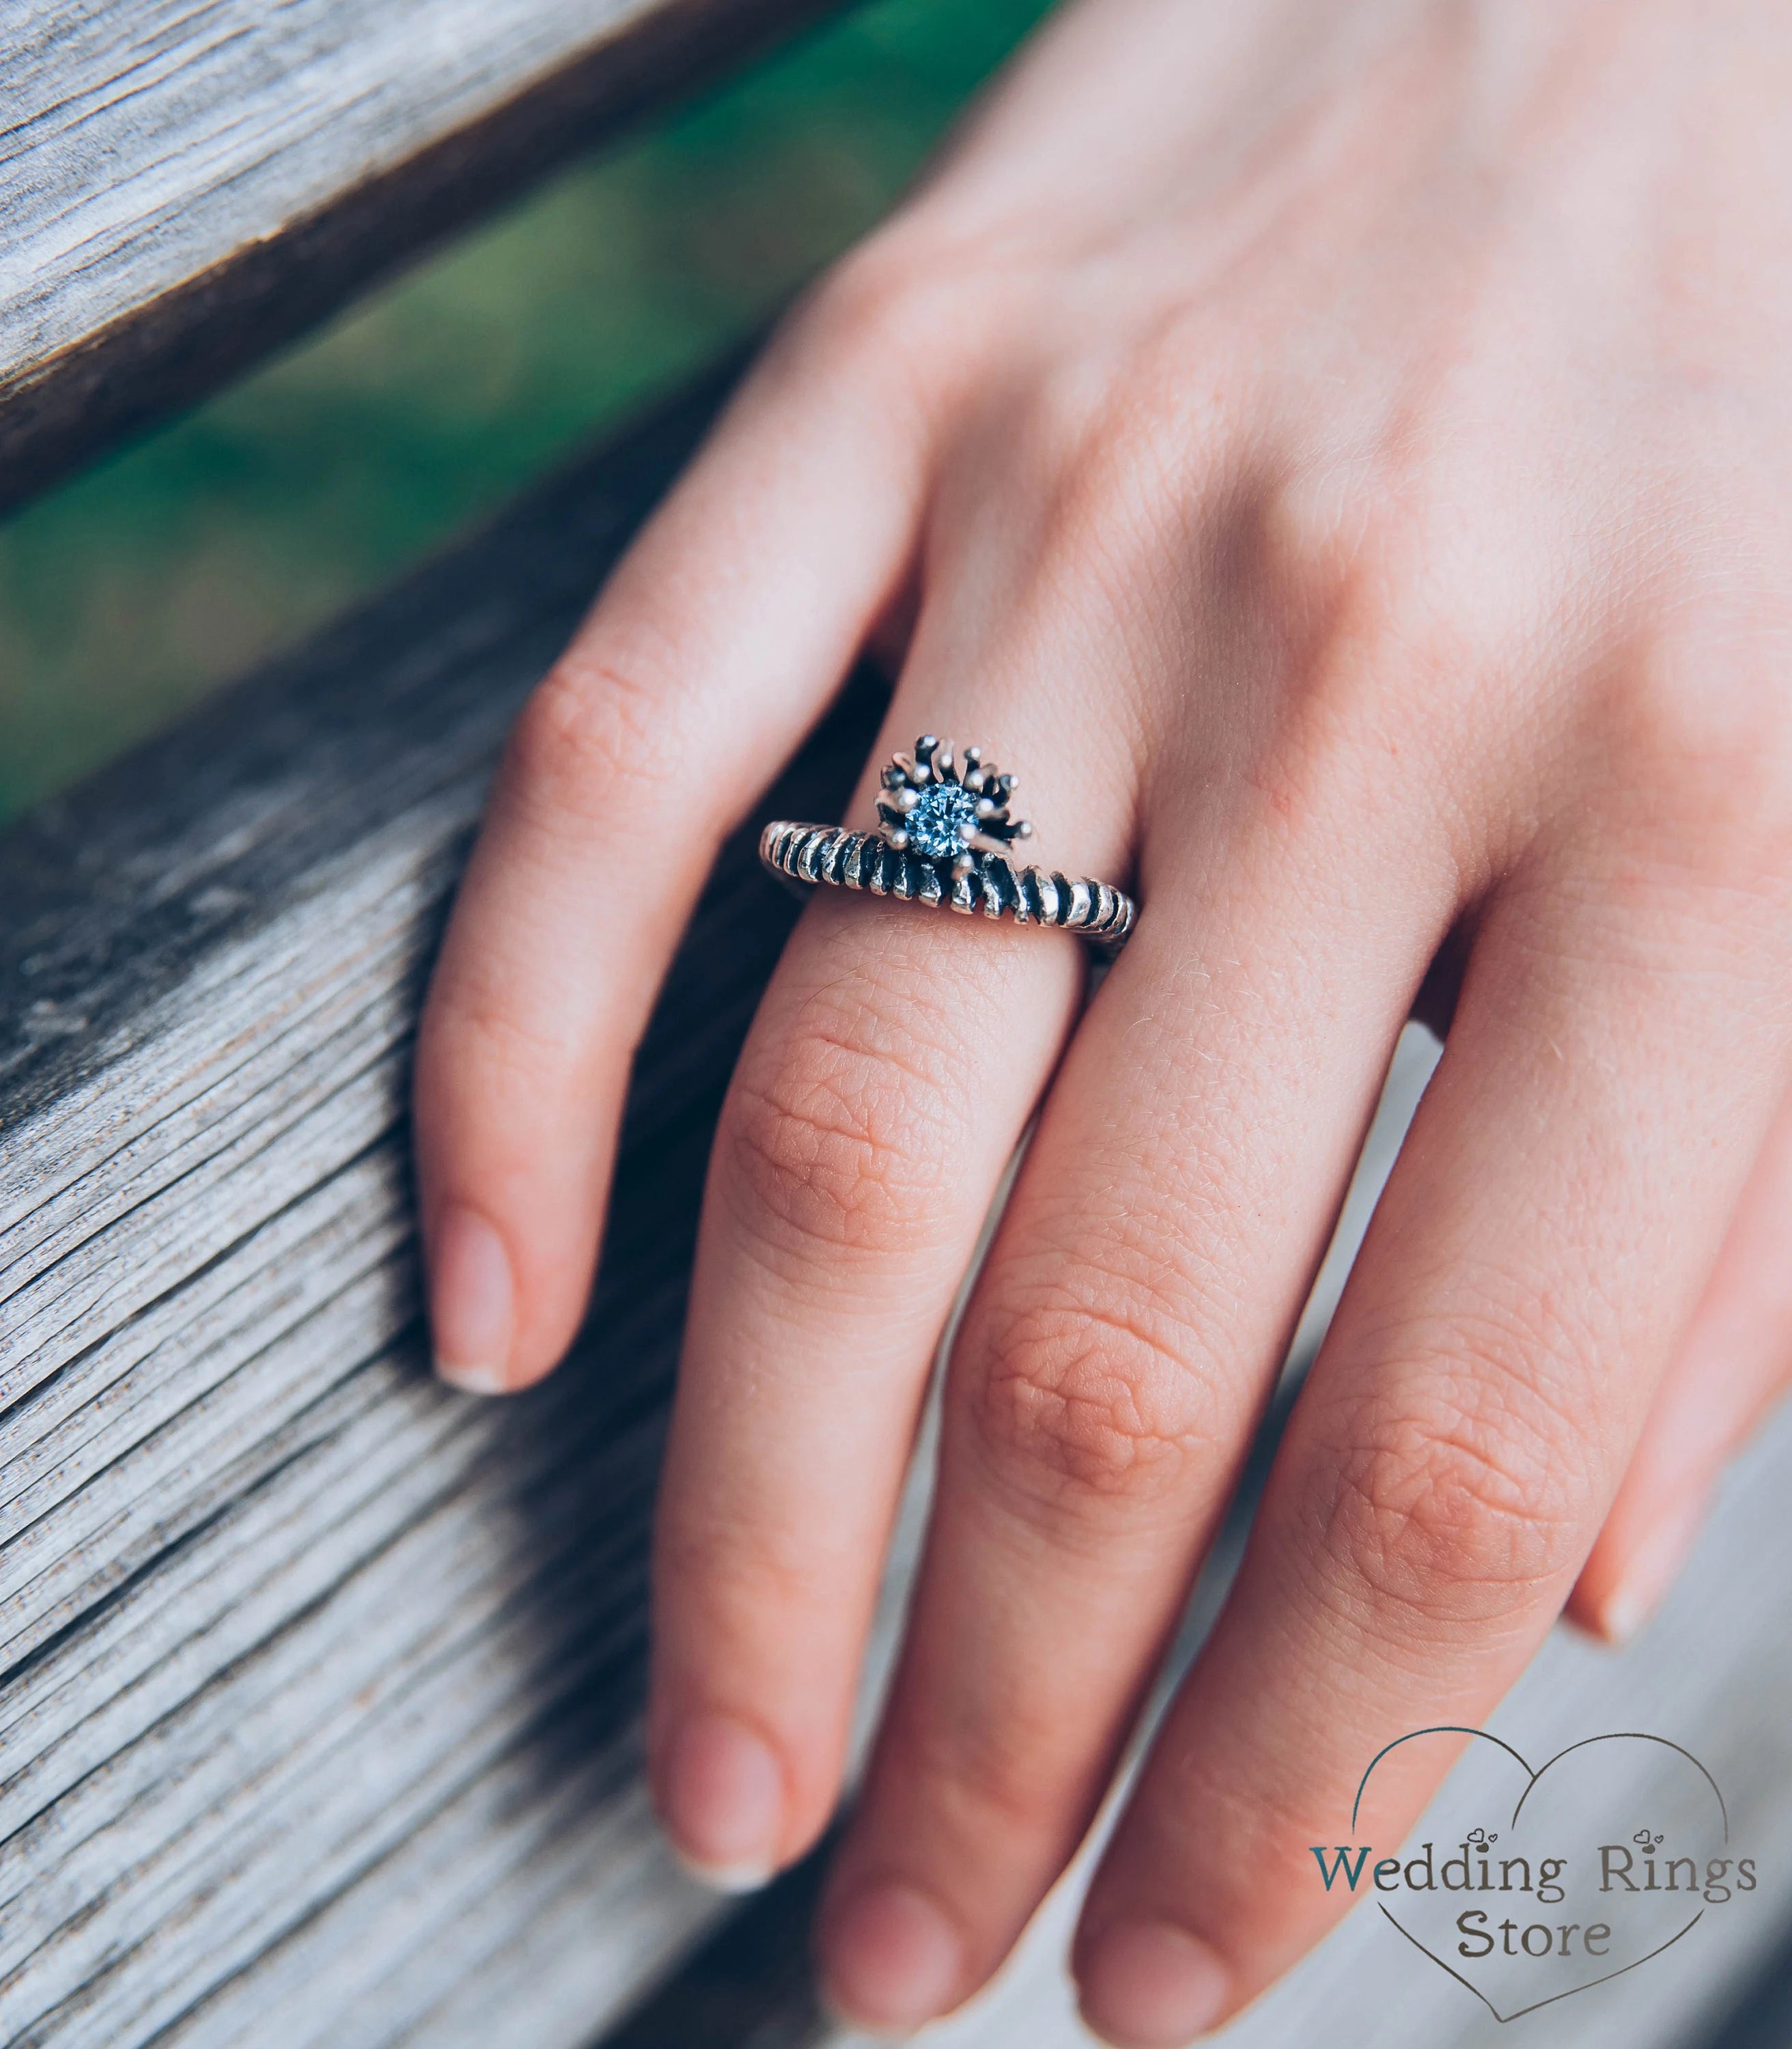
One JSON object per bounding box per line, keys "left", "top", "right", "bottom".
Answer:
{"left": 1257, "top": 455, "right": 1385, "bottom": 598}
{"left": 802, "top": 238, "right": 927, "bottom": 352}
{"left": 720, "top": 981, "right": 966, "bottom": 1275}
{"left": 504, "top": 636, "right": 688, "bottom": 832}
{"left": 1230, "top": 469, "right": 1468, "bottom": 822}
{"left": 1016, "top": 337, "right": 1217, "bottom": 529}
{"left": 425, "top": 982, "right": 577, "bottom": 1085}
{"left": 780, "top": 213, "right": 1086, "bottom": 428}
{"left": 963, "top": 1253, "right": 1216, "bottom": 1524}
{"left": 786, "top": 234, "right": 978, "bottom": 400}
{"left": 1255, "top": 477, "right": 1439, "bottom": 724}
{"left": 657, "top": 1502, "right": 822, "bottom": 1626}
{"left": 887, "top": 1697, "right": 1076, "bottom": 1843}
{"left": 1313, "top": 1361, "right": 1591, "bottom": 1629}
{"left": 1611, "top": 626, "right": 1792, "bottom": 855}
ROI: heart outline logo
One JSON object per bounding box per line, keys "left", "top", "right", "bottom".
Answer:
{"left": 1353, "top": 1726, "right": 1728, "bottom": 2024}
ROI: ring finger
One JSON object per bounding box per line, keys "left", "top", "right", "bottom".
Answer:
{"left": 811, "top": 729, "right": 1457, "bottom": 2031}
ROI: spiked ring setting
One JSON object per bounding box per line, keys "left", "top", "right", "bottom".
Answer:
{"left": 876, "top": 734, "right": 1030, "bottom": 866}
{"left": 758, "top": 734, "right": 1136, "bottom": 951}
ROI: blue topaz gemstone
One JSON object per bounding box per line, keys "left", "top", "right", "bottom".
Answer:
{"left": 875, "top": 736, "right": 1030, "bottom": 863}
{"left": 906, "top": 781, "right": 979, "bottom": 860}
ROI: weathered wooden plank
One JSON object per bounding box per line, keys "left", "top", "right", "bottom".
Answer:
{"left": 0, "top": 367, "right": 893, "bottom": 2046}
{"left": 0, "top": 0, "right": 845, "bottom": 512}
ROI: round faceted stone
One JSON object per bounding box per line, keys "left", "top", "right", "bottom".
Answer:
{"left": 906, "top": 781, "right": 979, "bottom": 859}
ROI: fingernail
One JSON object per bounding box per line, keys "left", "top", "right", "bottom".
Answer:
{"left": 430, "top": 1203, "right": 515, "bottom": 1395}
{"left": 658, "top": 1712, "right": 785, "bottom": 1892}
{"left": 821, "top": 1880, "right": 966, "bottom": 2033}
{"left": 1599, "top": 1488, "right": 1709, "bottom": 1645}
{"left": 1076, "top": 1920, "right": 1231, "bottom": 2048}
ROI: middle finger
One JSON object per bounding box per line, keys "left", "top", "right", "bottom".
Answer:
{"left": 815, "top": 738, "right": 1459, "bottom": 2030}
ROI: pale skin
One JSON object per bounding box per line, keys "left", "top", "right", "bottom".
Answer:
{"left": 412, "top": 0, "right": 1792, "bottom": 2040}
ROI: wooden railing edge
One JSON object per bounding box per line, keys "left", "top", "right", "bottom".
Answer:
{"left": 0, "top": 0, "right": 845, "bottom": 518}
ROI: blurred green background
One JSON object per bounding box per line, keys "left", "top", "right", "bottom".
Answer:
{"left": 0, "top": 0, "right": 1056, "bottom": 820}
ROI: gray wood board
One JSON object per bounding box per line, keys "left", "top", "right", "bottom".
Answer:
{"left": 0, "top": 365, "right": 891, "bottom": 2046}
{"left": 0, "top": 0, "right": 844, "bottom": 512}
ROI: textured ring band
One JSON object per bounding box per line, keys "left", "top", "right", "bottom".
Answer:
{"left": 759, "top": 822, "right": 1137, "bottom": 949}
{"left": 757, "top": 733, "right": 1136, "bottom": 952}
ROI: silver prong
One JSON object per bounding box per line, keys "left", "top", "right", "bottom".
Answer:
{"left": 962, "top": 746, "right": 981, "bottom": 766}
{"left": 964, "top": 768, "right": 985, "bottom": 792}
{"left": 937, "top": 738, "right": 955, "bottom": 781}
{"left": 952, "top": 851, "right": 975, "bottom": 874}
{"left": 975, "top": 797, "right": 996, "bottom": 820}
{"left": 957, "top": 820, "right": 977, "bottom": 844}
{"left": 887, "top": 828, "right": 909, "bottom": 850}
{"left": 895, "top": 785, "right": 919, "bottom": 811}
{"left": 1015, "top": 819, "right": 1034, "bottom": 839}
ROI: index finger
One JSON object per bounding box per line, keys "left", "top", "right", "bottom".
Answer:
{"left": 415, "top": 305, "right": 932, "bottom": 1393}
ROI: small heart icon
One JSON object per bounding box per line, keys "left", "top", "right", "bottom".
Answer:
{"left": 1349, "top": 1729, "right": 1730, "bottom": 2022}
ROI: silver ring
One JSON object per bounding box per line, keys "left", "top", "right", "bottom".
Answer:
{"left": 759, "top": 734, "right": 1136, "bottom": 951}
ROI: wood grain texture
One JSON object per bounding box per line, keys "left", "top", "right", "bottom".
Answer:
{"left": 0, "top": 365, "right": 893, "bottom": 2047}
{"left": 0, "top": 0, "right": 843, "bottom": 513}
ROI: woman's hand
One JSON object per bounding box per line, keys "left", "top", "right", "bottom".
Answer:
{"left": 413, "top": 0, "right": 1792, "bottom": 2038}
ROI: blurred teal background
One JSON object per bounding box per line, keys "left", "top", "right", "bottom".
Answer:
{"left": 0, "top": 0, "right": 1056, "bottom": 820}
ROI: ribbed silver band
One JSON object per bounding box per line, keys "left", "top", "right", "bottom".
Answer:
{"left": 759, "top": 822, "right": 1136, "bottom": 951}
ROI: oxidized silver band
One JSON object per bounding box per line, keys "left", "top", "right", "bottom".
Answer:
{"left": 758, "top": 734, "right": 1136, "bottom": 951}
